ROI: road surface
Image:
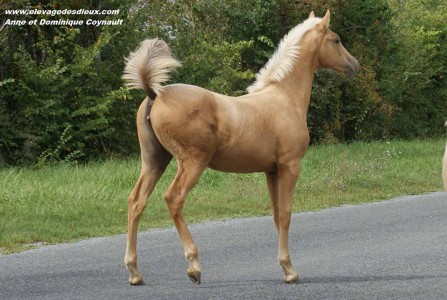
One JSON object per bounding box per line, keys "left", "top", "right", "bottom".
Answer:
{"left": 1, "top": 192, "right": 446, "bottom": 299}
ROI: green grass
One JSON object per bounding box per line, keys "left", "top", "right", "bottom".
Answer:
{"left": 0, "top": 139, "right": 445, "bottom": 253}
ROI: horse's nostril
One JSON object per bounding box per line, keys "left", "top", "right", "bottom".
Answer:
{"left": 345, "top": 64, "right": 357, "bottom": 77}
{"left": 349, "top": 58, "right": 359, "bottom": 76}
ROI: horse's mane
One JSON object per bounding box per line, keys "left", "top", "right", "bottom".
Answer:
{"left": 247, "top": 17, "right": 322, "bottom": 94}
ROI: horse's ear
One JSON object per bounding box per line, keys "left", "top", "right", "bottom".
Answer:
{"left": 308, "top": 11, "right": 315, "bottom": 19}
{"left": 320, "top": 10, "right": 331, "bottom": 29}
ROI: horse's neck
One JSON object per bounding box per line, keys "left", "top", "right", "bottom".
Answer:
{"left": 275, "top": 55, "right": 316, "bottom": 116}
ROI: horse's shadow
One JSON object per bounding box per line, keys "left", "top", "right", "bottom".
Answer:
{"left": 300, "top": 273, "right": 447, "bottom": 285}
{"left": 195, "top": 273, "right": 447, "bottom": 289}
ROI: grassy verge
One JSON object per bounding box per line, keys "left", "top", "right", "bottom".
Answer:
{"left": 0, "top": 139, "right": 445, "bottom": 253}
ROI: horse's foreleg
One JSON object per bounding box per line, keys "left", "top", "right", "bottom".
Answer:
{"left": 266, "top": 171, "right": 280, "bottom": 232}
{"left": 164, "top": 158, "right": 207, "bottom": 284}
{"left": 277, "top": 161, "right": 300, "bottom": 284}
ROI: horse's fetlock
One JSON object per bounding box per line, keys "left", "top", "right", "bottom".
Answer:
{"left": 185, "top": 248, "right": 198, "bottom": 261}
{"left": 278, "top": 255, "right": 291, "bottom": 267}
{"left": 124, "top": 254, "right": 136, "bottom": 267}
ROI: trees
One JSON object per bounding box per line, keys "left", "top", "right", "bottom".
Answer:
{"left": 0, "top": 0, "right": 139, "bottom": 165}
{"left": 382, "top": 0, "right": 447, "bottom": 137}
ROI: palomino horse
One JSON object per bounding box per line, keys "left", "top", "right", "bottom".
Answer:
{"left": 122, "top": 10, "right": 358, "bottom": 285}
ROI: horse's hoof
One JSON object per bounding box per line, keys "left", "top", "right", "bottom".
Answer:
{"left": 188, "top": 271, "right": 201, "bottom": 285}
{"left": 284, "top": 274, "right": 300, "bottom": 284}
{"left": 128, "top": 276, "right": 145, "bottom": 286}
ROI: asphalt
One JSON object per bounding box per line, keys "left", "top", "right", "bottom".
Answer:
{"left": 1, "top": 192, "right": 446, "bottom": 299}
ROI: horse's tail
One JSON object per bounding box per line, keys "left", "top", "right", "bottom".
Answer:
{"left": 122, "top": 39, "right": 181, "bottom": 100}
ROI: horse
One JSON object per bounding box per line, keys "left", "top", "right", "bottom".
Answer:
{"left": 122, "top": 10, "right": 358, "bottom": 285}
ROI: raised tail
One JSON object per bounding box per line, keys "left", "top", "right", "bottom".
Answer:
{"left": 122, "top": 39, "right": 181, "bottom": 100}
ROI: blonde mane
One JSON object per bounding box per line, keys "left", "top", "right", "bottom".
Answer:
{"left": 247, "top": 17, "right": 322, "bottom": 94}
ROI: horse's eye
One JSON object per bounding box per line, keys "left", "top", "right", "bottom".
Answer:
{"left": 335, "top": 38, "right": 341, "bottom": 44}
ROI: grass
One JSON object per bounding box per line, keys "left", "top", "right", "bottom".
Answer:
{"left": 0, "top": 139, "right": 445, "bottom": 253}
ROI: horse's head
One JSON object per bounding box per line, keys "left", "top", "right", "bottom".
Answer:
{"left": 310, "top": 10, "right": 359, "bottom": 76}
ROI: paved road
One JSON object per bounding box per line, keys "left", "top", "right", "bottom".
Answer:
{"left": 1, "top": 192, "right": 446, "bottom": 299}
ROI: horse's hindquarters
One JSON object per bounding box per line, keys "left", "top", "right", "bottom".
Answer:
{"left": 149, "top": 85, "right": 219, "bottom": 161}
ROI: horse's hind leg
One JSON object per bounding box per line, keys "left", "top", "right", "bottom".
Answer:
{"left": 125, "top": 159, "right": 170, "bottom": 285}
{"left": 163, "top": 156, "right": 208, "bottom": 284}
{"left": 125, "top": 99, "right": 172, "bottom": 285}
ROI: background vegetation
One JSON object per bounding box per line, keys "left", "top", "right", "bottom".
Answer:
{"left": 1, "top": 0, "right": 446, "bottom": 166}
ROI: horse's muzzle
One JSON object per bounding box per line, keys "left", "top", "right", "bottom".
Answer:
{"left": 345, "top": 58, "right": 359, "bottom": 77}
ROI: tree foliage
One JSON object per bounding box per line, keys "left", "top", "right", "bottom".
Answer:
{"left": 0, "top": 0, "right": 446, "bottom": 166}
{"left": 381, "top": 0, "right": 447, "bottom": 137}
{"left": 1, "top": 0, "right": 138, "bottom": 166}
